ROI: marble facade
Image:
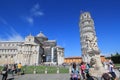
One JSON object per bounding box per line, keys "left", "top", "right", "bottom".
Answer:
{"left": 0, "top": 32, "right": 64, "bottom": 65}
{"left": 79, "top": 12, "right": 107, "bottom": 76}
{"left": 79, "top": 12, "right": 100, "bottom": 64}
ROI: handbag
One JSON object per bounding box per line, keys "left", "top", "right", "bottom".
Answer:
{"left": 73, "top": 74, "right": 77, "bottom": 78}
{"left": 2, "top": 71, "right": 6, "bottom": 74}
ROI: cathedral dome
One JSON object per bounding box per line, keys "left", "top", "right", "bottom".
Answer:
{"left": 37, "top": 32, "right": 47, "bottom": 38}
{"left": 36, "top": 32, "right": 48, "bottom": 42}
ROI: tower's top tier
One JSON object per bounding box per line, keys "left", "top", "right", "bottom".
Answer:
{"left": 80, "top": 12, "right": 91, "bottom": 20}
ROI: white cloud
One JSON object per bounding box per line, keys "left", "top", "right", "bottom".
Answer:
{"left": 33, "top": 11, "right": 44, "bottom": 16}
{"left": 31, "top": 3, "right": 44, "bottom": 16}
{"left": 0, "top": 27, "right": 24, "bottom": 41}
{"left": 0, "top": 17, "right": 24, "bottom": 42}
{"left": 23, "top": 3, "right": 44, "bottom": 25}
{"left": 26, "top": 17, "right": 34, "bottom": 25}
{"left": 0, "top": 34, "right": 24, "bottom": 42}
{"left": 31, "top": 3, "right": 40, "bottom": 12}
{"left": 7, "top": 33, "right": 24, "bottom": 41}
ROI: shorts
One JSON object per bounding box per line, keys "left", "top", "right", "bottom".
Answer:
{"left": 18, "top": 69, "right": 21, "bottom": 72}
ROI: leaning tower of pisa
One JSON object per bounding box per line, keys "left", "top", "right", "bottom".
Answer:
{"left": 79, "top": 12, "right": 100, "bottom": 63}
{"left": 79, "top": 12, "right": 107, "bottom": 76}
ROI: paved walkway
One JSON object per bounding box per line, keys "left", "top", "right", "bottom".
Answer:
{"left": 0, "top": 69, "right": 119, "bottom": 80}
{"left": 0, "top": 73, "right": 70, "bottom": 80}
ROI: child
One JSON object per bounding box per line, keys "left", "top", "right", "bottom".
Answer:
{"left": 71, "top": 63, "right": 79, "bottom": 80}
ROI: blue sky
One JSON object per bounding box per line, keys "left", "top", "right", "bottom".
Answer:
{"left": 0, "top": 0, "right": 120, "bottom": 57}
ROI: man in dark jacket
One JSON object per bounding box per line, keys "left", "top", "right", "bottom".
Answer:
{"left": 2, "top": 64, "right": 8, "bottom": 80}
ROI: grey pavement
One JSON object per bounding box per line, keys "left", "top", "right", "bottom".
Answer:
{"left": 0, "top": 70, "right": 119, "bottom": 80}
{"left": 0, "top": 73, "right": 70, "bottom": 80}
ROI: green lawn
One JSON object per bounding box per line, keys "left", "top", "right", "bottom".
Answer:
{"left": 115, "top": 64, "right": 120, "bottom": 67}
{"left": 0, "top": 66, "right": 3, "bottom": 71}
{"left": 21, "top": 65, "right": 69, "bottom": 74}
{"left": 0, "top": 65, "right": 69, "bottom": 74}
{"left": 22, "top": 66, "right": 69, "bottom": 74}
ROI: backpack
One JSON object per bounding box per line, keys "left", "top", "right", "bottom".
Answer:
{"left": 71, "top": 68, "right": 79, "bottom": 78}
{"left": 102, "top": 73, "right": 111, "bottom": 80}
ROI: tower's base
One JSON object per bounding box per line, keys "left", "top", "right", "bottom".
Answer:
{"left": 89, "top": 67, "right": 108, "bottom": 77}
{"left": 89, "top": 55, "right": 108, "bottom": 77}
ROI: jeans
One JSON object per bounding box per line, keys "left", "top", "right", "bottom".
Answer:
{"left": 2, "top": 74, "right": 7, "bottom": 80}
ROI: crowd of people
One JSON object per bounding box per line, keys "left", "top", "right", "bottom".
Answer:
{"left": 0, "top": 60, "right": 119, "bottom": 80}
{"left": 70, "top": 60, "right": 119, "bottom": 80}
{"left": 1, "top": 63, "right": 22, "bottom": 80}
{"left": 70, "top": 62, "right": 92, "bottom": 80}
{"left": 102, "top": 60, "right": 118, "bottom": 80}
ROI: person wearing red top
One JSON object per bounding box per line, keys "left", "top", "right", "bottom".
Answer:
{"left": 80, "top": 62, "right": 86, "bottom": 80}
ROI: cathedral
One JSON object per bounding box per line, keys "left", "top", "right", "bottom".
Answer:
{"left": 0, "top": 32, "right": 64, "bottom": 65}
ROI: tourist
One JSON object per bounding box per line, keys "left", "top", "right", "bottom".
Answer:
{"left": 11, "top": 64, "right": 16, "bottom": 76}
{"left": 108, "top": 59, "right": 113, "bottom": 64}
{"left": 85, "top": 63, "right": 94, "bottom": 80}
{"left": 2, "top": 64, "right": 8, "bottom": 80}
{"left": 14, "top": 63, "right": 17, "bottom": 74}
{"left": 8, "top": 64, "right": 11, "bottom": 73}
{"left": 103, "top": 61, "right": 109, "bottom": 70}
{"left": 108, "top": 63, "right": 117, "bottom": 80}
{"left": 80, "top": 62, "right": 86, "bottom": 80}
{"left": 85, "top": 63, "right": 90, "bottom": 74}
{"left": 86, "top": 73, "right": 94, "bottom": 80}
{"left": 70, "top": 63, "right": 80, "bottom": 80}
{"left": 17, "top": 63, "right": 22, "bottom": 75}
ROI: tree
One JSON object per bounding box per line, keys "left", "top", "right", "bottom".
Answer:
{"left": 115, "top": 52, "right": 119, "bottom": 56}
{"left": 111, "top": 52, "right": 120, "bottom": 64}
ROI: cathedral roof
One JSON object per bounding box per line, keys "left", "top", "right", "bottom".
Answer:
{"left": 45, "top": 40, "right": 56, "bottom": 42}
{"left": 36, "top": 32, "right": 47, "bottom": 38}
{"left": 56, "top": 45, "right": 64, "bottom": 49}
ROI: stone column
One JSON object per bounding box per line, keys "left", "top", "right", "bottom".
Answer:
{"left": 25, "top": 54, "right": 27, "bottom": 65}
{"left": 36, "top": 51, "right": 39, "bottom": 65}
{"left": 51, "top": 47, "right": 54, "bottom": 63}
{"left": 34, "top": 52, "right": 36, "bottom": 65}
